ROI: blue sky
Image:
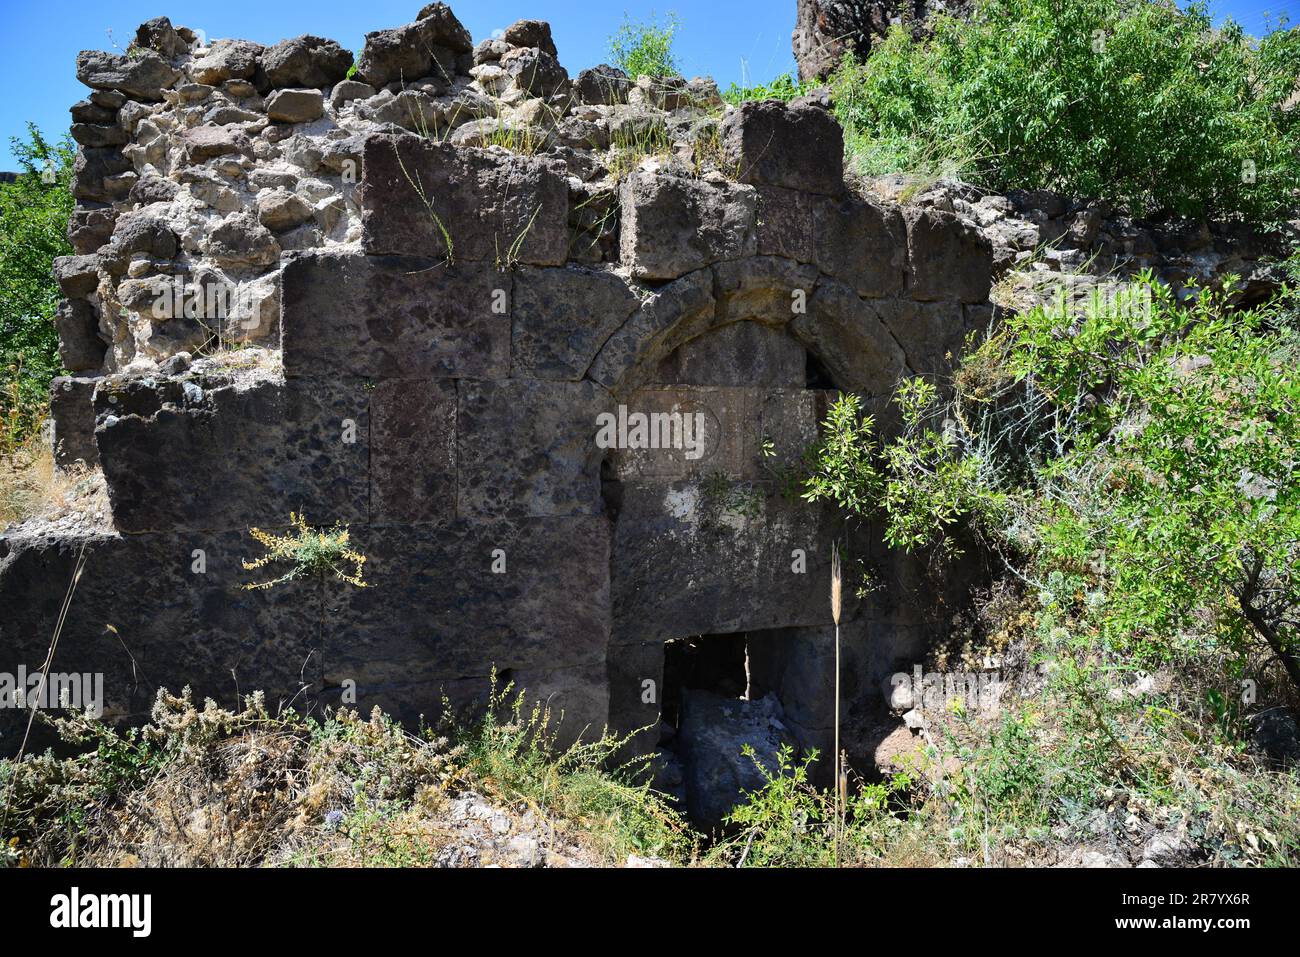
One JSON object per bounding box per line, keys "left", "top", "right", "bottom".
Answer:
{"left": 0, "top": 0, "right": 1294, "bottom": 169}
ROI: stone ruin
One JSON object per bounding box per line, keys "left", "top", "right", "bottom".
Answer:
{"left": 20, "top": 2, "right": 1278, "bottom": 824}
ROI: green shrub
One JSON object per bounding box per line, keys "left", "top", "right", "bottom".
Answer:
{"left": 609, "top": 13, "right": 681, "bottom": 79}
{"left": 714, "top": 744, "right": 914, "bottom": 867}
{"left": 829, "top": 0, "right": 1300, "bottom": 227}
{"left": 0, "top": 125, "right": 73, "bottom": 452}
{"left": 722, "top": 72, "right": 810, "bottom": 106}
{"left": 804, "top": 273, "right": 1300, "bottom": 693}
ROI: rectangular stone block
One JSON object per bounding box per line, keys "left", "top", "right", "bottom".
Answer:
{"left": 903, "top": 206, "right": 993, "bottom": 303}
{"left": 361, "top": 134, "right": 569, "bottom": 265}
{"left": 870, "top": 298, "right": 970, "bottom": 378}
{"left": 322, "top": 517, "right": 611, "bottom": 725}
{"left": 96, "top": 373, "right": 369, "bottom": 533}
{"left": 618, "top": 172, "right": 756, "bottom": 281}
{"left": 610, "top": 479, "right": 856, "bottom": 644}
{"left": 605, "top": 387, "right": 825, "bottom": 483}
{"left": 49, "top": 376, "right": 99, "bottom": 469}
{"left": 604, "top": 387, "right": 752, "bottom": 482}
{"left": 510, "top": 265, "right": 640, "bottom": 380}
{"left": 456, "top": 378, "right": 608, "bottom": 520}
{"left": 281, "top": 251, "right": 509, "bottom": 380}
{"left": 0, "top": 529, "right": 322, "bottom": 753}
{"left": 721, "top": 100, "right": 843, "bottom": 195}
{"left": 607, "top": 640, "right": 665, "bottom": 740}
{"left": 653, "top": 322, "right": 806, "bottom": 388}
{"left": 371, "top": 378, "right": 457, "bottom": 524}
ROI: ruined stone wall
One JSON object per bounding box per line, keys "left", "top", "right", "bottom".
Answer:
{"left": 2, "top": 5, "right": 997, "bottom": 792}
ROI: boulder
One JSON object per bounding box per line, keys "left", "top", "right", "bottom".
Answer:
{"left": 256, "top": 188, "right": 314, "bottom": 232}
{"left": 721, "top": 99, "right": 843, "bottom": 196}
{"left": 51, "top": 254, "right": 101, "bottom": 298}
{"left": 355, "top": 4, "right": 471, "bottom": 87}
{"left": 70, "top": 99, "right": 117, "bottom": 124}
{"left": 70, "top": 123, "right": 127, "bottom": 148}
{"left": 72, "top": 147, "right": 131, "bottom": 203}
{"left": 181, "top": 124, "right": 252, "bottom": 162}
{"left": 265, "top": 88, "right": 325, "bottom": 123}
{"left": 329, "top": 79, "right": 376, "bottom": 109}
{"left": 499, "top": 47, "right": 569, "bottom": 98}
{"left": 133, "top": 16, "right": 188, "bottom": 58}
{"left": 190, "top": 39, "right": 264, "bottom": 85}
{"left": 75, "top": 50, "right": 180, "bottom": 101}
{"left": 101, "top": 214, "right": 179, "bottom": 273}
{"left": 618, "top": 172, "right": 756, "bottom": 280}
{"left": 261, "top": 35, "right": 353, "bottom": 89}
{"left": 67, "top": 205, "right": 117, "bottom": 254}
{"left": 361, "top": 135, "right": 570, "bottom": 265}
{"left": 575, "top": 64, "right": 631, "bottom": 105}
{"left": 502, "top": 19, "right": 558, "bottom": 57}
{"left": 204, "top": 211, "right": 281, "bottom": 267}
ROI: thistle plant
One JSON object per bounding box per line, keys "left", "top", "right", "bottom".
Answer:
{"left": 242, "top": 512, "right": 368, "bottom": 590}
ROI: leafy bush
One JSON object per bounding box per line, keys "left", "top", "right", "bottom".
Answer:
{"left": 805, "top": 273, "right": 1300, "bottom": 694}
{"left": 0, "top": 125, "right": 73, "bottom": 453}
{"left": 713, "top": 744, "right": 915, "bottom": 867}
{"left": 829, "top": 0, "right": 1300, "bottom": 227}
{"left": 609, "top": 13, "right": 681, "bottom": 79}
{"left": 722, "top": 72, "right": 810, "bottom": 106}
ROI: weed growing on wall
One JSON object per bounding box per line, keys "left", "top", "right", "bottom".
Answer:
{"left": 242, "top": 513, "right": 369, "bottom": 590}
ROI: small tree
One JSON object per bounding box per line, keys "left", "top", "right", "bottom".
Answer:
{"left": 0, "top": 124, "right": 74, "bottom": 451}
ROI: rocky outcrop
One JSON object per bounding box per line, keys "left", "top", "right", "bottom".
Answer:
{"left": 792, "top": 0, "right": 972, "bottom": 81}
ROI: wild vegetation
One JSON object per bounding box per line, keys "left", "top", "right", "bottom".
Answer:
{"left": 609, "top": 13, "right": 681, "bottom": 79}
{"left": 825, "top": 0, "right": 1300, "bottom": 227}
{"left": 1, "top": 677, "right": 694, "bottom": 867}
{"left": 0, "top": 126, "right": 72, "bottom": 455}
{"left": 787, "top": 272, "right": 1300, "bottom": 867}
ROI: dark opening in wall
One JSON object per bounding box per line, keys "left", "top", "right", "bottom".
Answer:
{"left": 805, "top": 350, "right": 836, "bottom": 389}
{"left": 661, "top": 633, "right": 749, "bottom": 729}
{"left": 599, "top": 455, "right": 623, "bottom": 522}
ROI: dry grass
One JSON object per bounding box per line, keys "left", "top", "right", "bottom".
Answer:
{"left": 0, "top": 435, "right": 105, "bottom": 530}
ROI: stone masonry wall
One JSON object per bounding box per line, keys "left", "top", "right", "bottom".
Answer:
{"left": 1, "top": 5, "right": 996, "bottom": 784}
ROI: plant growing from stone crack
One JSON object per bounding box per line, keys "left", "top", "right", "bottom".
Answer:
{"left": 699, "top": 470, "right": 763, "bottom": 527}
{"left": 242, "top": 512, "right": 368, "bottom": 590}
{"left": 497, "top": 202, "right": 543, "bottom": 270}
{"left": 390, "top": 140, "right": 455, "bottom": 265}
